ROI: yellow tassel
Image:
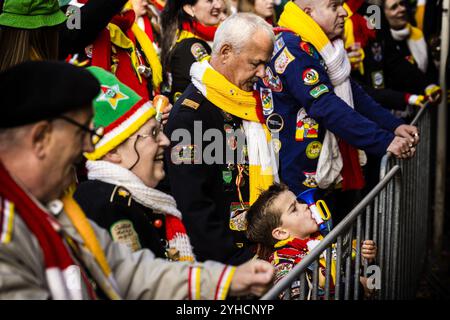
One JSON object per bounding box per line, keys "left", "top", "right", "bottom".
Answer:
{"left": 131, "top": 23, "right": 163, "bottom": 90}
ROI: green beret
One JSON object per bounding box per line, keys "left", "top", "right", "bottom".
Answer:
{"left": 0, "top": 61, "right": 100, "bottom": 128}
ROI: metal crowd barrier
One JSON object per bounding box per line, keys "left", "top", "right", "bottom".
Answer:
{"left": 261, "top": 106, "right": 432, "bottom": 300}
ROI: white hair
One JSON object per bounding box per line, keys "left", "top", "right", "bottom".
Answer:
{"left": 212, "top": 12, "right": 275, "bottom": 55}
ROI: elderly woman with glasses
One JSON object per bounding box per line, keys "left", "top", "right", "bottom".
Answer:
{"left": 74, "top": 67, "right": 195, "bottom": 262}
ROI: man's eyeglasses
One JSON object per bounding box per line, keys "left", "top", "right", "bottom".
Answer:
{"left": 56, "top": 115, "right": 104, "bottom": 145}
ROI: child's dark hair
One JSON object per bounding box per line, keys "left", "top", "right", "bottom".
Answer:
{"left": 246, "top": 183, "right": 289, "bottom": 250}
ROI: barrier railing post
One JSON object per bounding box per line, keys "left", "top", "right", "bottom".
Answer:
{"left": 260, "top": 105, "right": 432, "bottom": 300}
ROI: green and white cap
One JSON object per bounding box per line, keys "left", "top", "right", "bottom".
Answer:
{"left": 85, "top": 67, "right": 156, "bottom": 160}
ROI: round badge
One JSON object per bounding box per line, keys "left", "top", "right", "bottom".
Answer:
{"left": 266, "top": 113, "right": 284, "bottom": 133}
{"left": 373, "top": 71, "right": 384, "bottom": 87}
{"left": 306, "top": 141, "right": 322, "bottom": 159}
{"left": 272, "top": 139, "right": 282, "bottom": 153}
{"left": 302, "top": 68, "right": 319, "bottom": 86}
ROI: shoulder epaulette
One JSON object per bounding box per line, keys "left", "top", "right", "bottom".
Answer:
{"left": 109, "top": 186, "right": 132, "bottom": 207}
{"left": 180, "top": 89, "right": 205, "bottom": 111}
{"left": 0, "top": 197, "right": 15, "bottom": 244}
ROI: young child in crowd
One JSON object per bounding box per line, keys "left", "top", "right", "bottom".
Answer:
{"left": 246, "top": 183, "right": 377, "bottom": 299}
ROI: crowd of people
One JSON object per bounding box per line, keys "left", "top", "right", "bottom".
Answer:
{"left": 0, "top": 0, "right": 443, "bottom": 300}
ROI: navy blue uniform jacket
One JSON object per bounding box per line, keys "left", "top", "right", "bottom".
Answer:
{"left": 256, "top": 31, "right": 404, "bottom": 195}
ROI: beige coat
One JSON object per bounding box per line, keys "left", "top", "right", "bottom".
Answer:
{"left": 0, "top": 205, "right": 231, "bottom": 300}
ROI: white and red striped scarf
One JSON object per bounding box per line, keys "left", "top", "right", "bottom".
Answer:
{"left": 0, "top": 161, "right": 96, "bottom": 300}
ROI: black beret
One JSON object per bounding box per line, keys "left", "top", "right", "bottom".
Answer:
{"left": 0, "top": 60, "right": 100, "bottom": 128}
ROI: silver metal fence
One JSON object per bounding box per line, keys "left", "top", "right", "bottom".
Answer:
{"left": 261, "top": 106, "right": 432, "bottom": 300}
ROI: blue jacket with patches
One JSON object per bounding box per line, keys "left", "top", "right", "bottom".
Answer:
{"left": 256, "top": 31, "right": 404, "bottom": 195}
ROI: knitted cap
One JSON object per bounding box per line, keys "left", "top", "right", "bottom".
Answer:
{"left": 84, "top": 67, "right": 156, "bottom": 160}
{"left": 0, "top": 0, "right": 67, "bottom": 29}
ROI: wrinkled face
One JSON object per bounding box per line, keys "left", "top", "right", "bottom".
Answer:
{"left": 274, "top": 190, "right": 319, "bottom": 240}
{"left": 223, "top": 30, "right": 273, "bottom": 91}
{"left": 116, "top": 118, "right": 169, "bottom": 188}
{"left": 384, "top": 0, "right": 408, "bottom": 30}
{"left": 254, "top": 0, "right": 274, "bottom": 19}
{"left": 131, "top": 0, "right": 149, "bottom": 17}
{"left": 309, "top": 0, "right": 347, "bottom": 40}
{"left": 187, "top": 0, "right": 222, "bottom": 26}
{"left": 45, "top": 108, "right": 95, "bottom": 201}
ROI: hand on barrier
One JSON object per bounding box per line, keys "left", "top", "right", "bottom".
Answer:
{"left": 229, "top": 259, "right": 274, "bottom": 297}
{"left": 361, "top": 240, "right": 377, "bottom": 264}
{"left": 406, "top": 94, "right": 426, "bottom": 108}
{"left": 387, "top": 136, "right": 415, "bottom": 159}
{"left": 425, "top": 84, "right": 442, "bottom": 104}
{"left": 394, "top": 124, "right": 420, "bottom": 146}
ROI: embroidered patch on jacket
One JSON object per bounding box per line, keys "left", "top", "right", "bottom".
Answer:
{"left": 260, "top": 88, "right": 274, "bottom": 116}
{"left": 262, "top": 67, "right": 283, "bottom": 92}
{"left": 296, "top": 108, "right": 319, "bottom": 141}
{"left": 181, "top": 98, "right": 200, "bottom": 110}
{"left": 273, "top": 36, "right": 286, "bottom": 57}
{"left": 309, "top": 84, "right": 329, "bottom": 99}
{"left": 110, "top": 220, "right": 142, "bottom": 252}
{"left": 191, "top": 43, "right": 209, "bottom": 62}
{"left": 171, "top": 144, "right": 200, "bottom": 164}
{"left": 299, "top": 41, "right": 320, "bottom": 59}
{"left": 302, "top": 68, "right": 319, "bottom": 86}
{"left": 303, "top": 171, "right": 318, "bottom": 188}
{"left": 371, "top": 70, "right": 385, "bottom": 89}
{"left": 305, "top": 141, "right": 322, "bottom": 159}
{"left": 274, "top": 47, "right": 295, "bottom": 74}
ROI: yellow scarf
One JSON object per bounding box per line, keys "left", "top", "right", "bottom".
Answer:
{"left": 176, "top": 29, "right": 201, "bottom": 43}
{"left": 190, "top": 60, "right": 277, "bottom": 204}
{"left": 278, "top": 2, "right": 330, "bottom": 52}
{"left": 62, "top": 192, "right": 121, "bottom": 300}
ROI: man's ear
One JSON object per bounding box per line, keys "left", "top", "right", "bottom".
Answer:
{"left": 182, "top": 4, "right": 195, "bottom": 17}
{"left": 219, "top": 43, "right": 233, "bottom": 64}
{"left": 272, "top": 226, "right": 290, "bottom": 241}
{"left": 103, "top": 148, "right": 122, "bottom": 164}
{"left": 303, "top": 6, "right": 312, "bottom": 15}
{"left": 30, "top": 121, "right": 52, "bottom": 159}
